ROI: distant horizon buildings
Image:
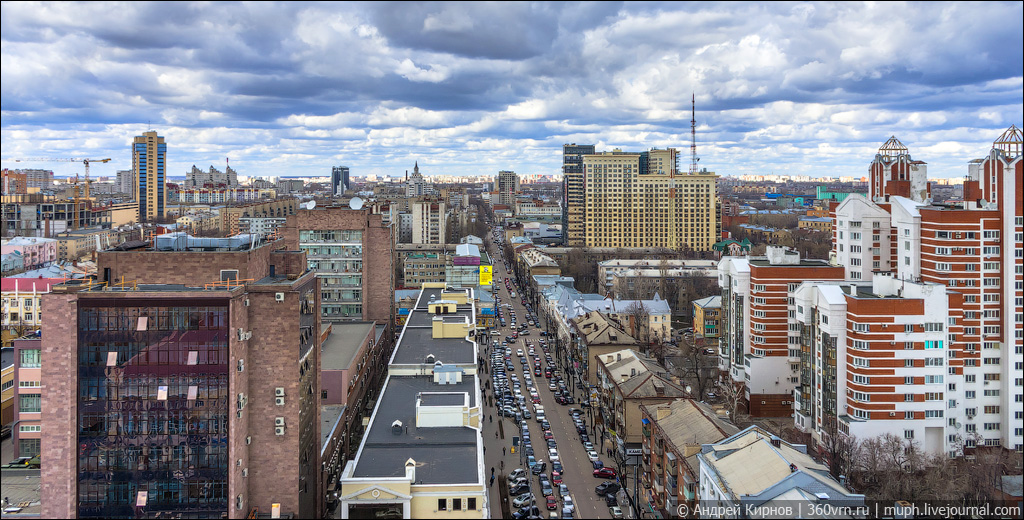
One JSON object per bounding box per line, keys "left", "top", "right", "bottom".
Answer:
{"left": 132, "top": 130, "right": 166, "bottom": 222}
{"left": 331, "top": 166, "right": 350, "bottom": 196}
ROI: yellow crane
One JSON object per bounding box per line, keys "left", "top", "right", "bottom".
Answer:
{"left": 5, "top": 157, "right": 112, "bottom": 230}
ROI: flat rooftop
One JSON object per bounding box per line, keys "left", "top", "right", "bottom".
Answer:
{"left": 322, "top": 322, "right": 375, "bottom": 370}
{"left": 353, "top": 375, "right": 479, "bottom": 485}
{"left": 748, "top": 258, "right": 833, "bottom": 268}
{"left": 321, "top": 404, "right": 347, "bottom": 455}
{"left": 391, "top": 287, "right": 476, "bottom": 365}
{"left": 420, "top": 393, "right": 466, "bottom": 406}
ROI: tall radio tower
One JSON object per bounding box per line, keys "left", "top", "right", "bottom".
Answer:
{"left": 689, "top": 93, "right": 698, "bottom": 174}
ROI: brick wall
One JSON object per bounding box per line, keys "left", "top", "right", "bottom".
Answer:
{"left": 40, "top": 292, "right": 79, "bottom": 519}
{"left": 747, "top": 393, "right": 792, "bottom": 417}
{"left": 282, "top": 208, "right": 394, "bottom": 326}
{"left": 227, "top": 294, "right": 252, "bottom": 519}
{"left": 99, "top": 241, "right": 283, "bottom": 284}
{"left": 244, "top": 274, "right": 320, "bottom": 518}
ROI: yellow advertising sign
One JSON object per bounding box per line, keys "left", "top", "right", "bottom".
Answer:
{"left": 479, "top": 265, "right": 493, "bottom": 286}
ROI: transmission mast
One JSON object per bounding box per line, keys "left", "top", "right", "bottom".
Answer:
{"left": 689, "top": 93, "right": 698, "bottom": 174}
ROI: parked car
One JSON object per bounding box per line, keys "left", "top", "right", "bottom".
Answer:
{"left": 512, "top": 492, "right": 534, "bottom": 508}
{"left": 609, "top": 506, "right": 624, "bottom": 519}
{"left": 595, "top": 482, "right": 620, "bottom": 496}
{"left": 546, "top": 495, "right": 558, "bottom": 510}
{"left": 605, "top": 493, "right": 618, "bottom": 506}
{"left": 551, "top": 470, "right": 562, "bottom": 485}
{"left": 593, "top": 467, "right": 617, "bottom": 479}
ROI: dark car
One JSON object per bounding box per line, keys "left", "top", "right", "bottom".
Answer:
{"left": 509, "top": 482, "right": 531, "bottom": 495}
{"left": 595, "top": 482, "right": 620, "bottom": 496}
{"left": 592, "top": 459, "right": 605, "bottom": 470}
{"left": 579, "top": 433, "right": 590, "bottom": 444}
{"left": 512, "top": 506, "right": 542, "bottom": 520}
{"left": 551, "top": 460, "right": 563, "bottom": 473}
{"left": 605, "top": 493, "right": 618, "bottom": 506}
{"left": 594, "top": 467, "right": 617, "bottom": 479}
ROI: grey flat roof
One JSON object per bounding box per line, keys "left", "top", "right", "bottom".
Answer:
{"left": 353, "top": 375, "right": 479, "bottom": 485}
{"left": 1, "top": 347, "right": 14, "bottom": 370}
{"left": 406, "top": 311, "right": 436, "bottom": 327}
{"left": 392, "top": 328, "right": 474, "bottom": 365}
{"left": 421, "top": 393, "right": 465, "bottom": 406}
{"left": 322, "top": 322, "right": 374, "bottom": 370}
{"left": 321, "top": 404, "right": 346, "bottom": 454}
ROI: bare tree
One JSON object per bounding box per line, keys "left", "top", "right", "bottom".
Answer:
{"left": 819, "top": 417, "right": 857, "bottom": 481}
{"left": 622, "top": 301, "right": 652, "bottom": 354}
{"left": 675, "top": 336, "right": 716, "bottom": 399}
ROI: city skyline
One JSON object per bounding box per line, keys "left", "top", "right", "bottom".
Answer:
{"left": 2, "top": 2, "right": 1022, "bottom": 181}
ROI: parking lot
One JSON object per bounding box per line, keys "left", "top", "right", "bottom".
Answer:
{"left": 481, "top": 228, "right": 623, "bottom": 520}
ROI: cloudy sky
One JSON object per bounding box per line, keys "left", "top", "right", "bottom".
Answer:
{"left": 2, "top": 1, "right": 1022, "bottom": 181}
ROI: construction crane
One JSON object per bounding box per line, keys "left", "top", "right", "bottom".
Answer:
{"left": 8, "top": 157, "right": 112, "bottom": 200}
{"left": 5, "top": 157, "right": 112, "bottom": 230}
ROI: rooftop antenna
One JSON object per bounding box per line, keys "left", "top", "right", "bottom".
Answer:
{"left": 690, "top": 93, "right": 698, "bottom": 174}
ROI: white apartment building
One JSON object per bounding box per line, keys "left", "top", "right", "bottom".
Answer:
{"left": 792, "top": 276, "right": 955, "bottom": 456}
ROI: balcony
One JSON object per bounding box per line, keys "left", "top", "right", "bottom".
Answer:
{"left": 642, "top": 444, "right": 651, "bottom": 455}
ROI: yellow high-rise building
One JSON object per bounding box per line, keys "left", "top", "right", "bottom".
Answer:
{"left": 132, "top": 130, "right": 166, "bottom": 222}
{"left": 583, "top": 148, "right": 718, "bottom": 251}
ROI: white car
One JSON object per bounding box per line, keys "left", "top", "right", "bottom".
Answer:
{"left": 548, "top": 448, "right": 560, "bottom": 462}
{"left": 586, "top": 450, "right": 599, "bottom": 462}
{"left": 512, "top": 493, "right": 534, "bottom": 508}
{"left": 517, "top": 349, "right": 524, "bottom": 357}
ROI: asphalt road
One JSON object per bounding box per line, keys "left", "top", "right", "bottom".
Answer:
{"left": 481, "top": 234, "right": 615, "bottom": 520}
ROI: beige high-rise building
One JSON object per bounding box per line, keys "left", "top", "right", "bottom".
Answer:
{"left": 132, "top": 131, "right": 166, "bottom": 222}
{"left": 563, "top": 143, "right": 595, "bottom": 246}
{"left": 583, "top": 148, "right": 718, "bottom": 251}
{"left": 497, "top": 170, "right": 519, "bottom": 208}
{"left": 411, "top": 198, "right": 447, "bottom": 244}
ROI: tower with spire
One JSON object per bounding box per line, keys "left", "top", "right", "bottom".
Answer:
{"left": 406, "top": 160, "right": 428, "bottom": 196}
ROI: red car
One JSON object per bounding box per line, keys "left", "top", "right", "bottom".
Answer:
{"left": 543, "top": 430, "right": 554, "bottom": 441}
{"left": 546, "top": 495, "right": 558, "bottom": 510}
{"left": 551, "top": 471, "right": 563, "bottom": 485}
{"left": 594, "top": 467, "right": 617, "bottom": 479}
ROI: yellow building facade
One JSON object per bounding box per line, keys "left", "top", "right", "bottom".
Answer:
{"left": 583, "top": 149, "right": 718, "bottom": 251}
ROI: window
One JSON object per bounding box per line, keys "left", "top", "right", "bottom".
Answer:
{"left": 438, "top": 499, "right": 447, "bottom": 511}
{"left": 19, "top": 349, "right": 41, "bottom": 368}
{"left": 19, "top": 394, "right": 41, "bottom": 413}
{"left": 468, "top": 498, "right": 477, "bottom": 510}
{"left": 19, "top": 438, "right": 40, "bottom": 458}
{"left": 904, "top": 430, "right": 914, "bottom": 439}
{"left": 453, "top": 498, "right": 462, "bottom": 510}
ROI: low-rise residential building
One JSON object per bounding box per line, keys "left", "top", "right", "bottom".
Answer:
{"left": 1, "top": 251, "right": 25, "bottom": 274}
{"left": 338, "top": 284, "right": 487, "bottom": 518}
{"left": 640, "top": 399, "right": 739, "bottom": 517}
{"left": 798, "top": 216, "right": 833, "bottom": 233}
{"left": 594, "top": 349, "right": 689, "bottom": 465}
{"left": 692, "top": 295, "right": 722, "bottom": 339}
{"left": 697, "top": 426, "right": 865, "bottom": 514}
{"left": 404, "top": 253, "right": 446, "bottom": 288}
{"left": 55, "top": 228, "right": 125, "bottom": 262}
{"left": 2, "top": 278, "right": 61, "bottom": 348}
{"left": 220, "top": 198, "right": 299, "bottom": 236}
{"left": 2, "top": 237, "right": 58, "bottom": 269}
{"left": 598, "top": 259, "right": 718, "bottom": 297}
{"left": 569, "top": 311, "right": 637, "bottom": 387}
